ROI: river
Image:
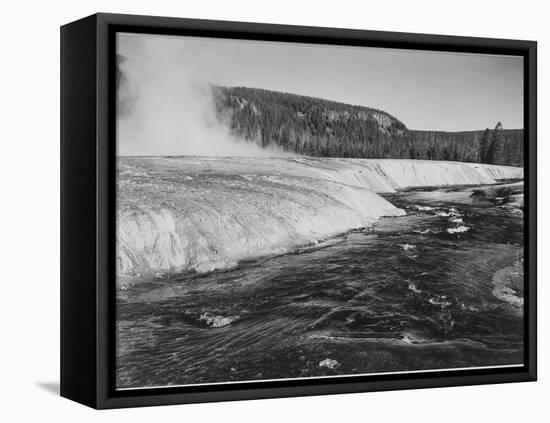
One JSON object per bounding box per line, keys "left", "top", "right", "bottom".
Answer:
{"left": 116, "top": 183, "right": 524, "bottom": 389}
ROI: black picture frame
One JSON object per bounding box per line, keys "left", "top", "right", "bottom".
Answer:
{"left": 60, "top": 12, "right": 537, "bottom": 409}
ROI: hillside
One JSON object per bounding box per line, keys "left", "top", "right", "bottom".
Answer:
{"left": 213, "top": 86, "right": 524, "bottom": 166}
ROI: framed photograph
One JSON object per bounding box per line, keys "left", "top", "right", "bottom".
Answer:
{"left": 61, "top": 13, "right": 537, "bottom": 409}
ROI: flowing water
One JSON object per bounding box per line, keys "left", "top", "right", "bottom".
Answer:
{"left": 116, "top": 184, "right": 524, "bottom": 389}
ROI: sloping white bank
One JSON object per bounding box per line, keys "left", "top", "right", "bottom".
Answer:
{"left": 116, "top": 157, "right": 523, "bottom": 283}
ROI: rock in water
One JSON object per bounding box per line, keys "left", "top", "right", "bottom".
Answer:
{"left": 199, "top": 313, "right": 238, "bottom": 328}
{"left": 319, "top": 358, "right": 340, "bottom": 370}
{"left": 399, "top": 243, "right": 416, "bottom": 251}
{"left": 447, "top": 225, "right": 470, "bottom": 234}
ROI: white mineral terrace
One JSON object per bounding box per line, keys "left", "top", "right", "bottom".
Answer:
{"left": 116, "top": 157, "right": 523, "bottom": 283}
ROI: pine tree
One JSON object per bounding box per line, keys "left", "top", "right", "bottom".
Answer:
{"left": 488, "top": 122, "right": 504, "bottom": 164}
{"left": 480, "top": 128, "right": 492, "bottom": 163}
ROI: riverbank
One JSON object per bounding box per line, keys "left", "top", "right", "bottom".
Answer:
{"left": 117, "top": 157, "right": 523, "bottom": 283}
{"left": 492, "top": 260, "right": 524, "bottom": 317}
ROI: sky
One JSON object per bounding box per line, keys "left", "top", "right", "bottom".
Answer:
{"left": 117, "top": 32, "right": 523, "bottom": 156}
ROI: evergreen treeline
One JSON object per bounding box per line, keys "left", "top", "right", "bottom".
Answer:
{"left": 213, "top": 86, "right": 523, "bottom": 166}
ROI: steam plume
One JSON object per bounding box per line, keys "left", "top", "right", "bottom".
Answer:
{"left": 116, "top": 33, "right": 278, "bottom": 157}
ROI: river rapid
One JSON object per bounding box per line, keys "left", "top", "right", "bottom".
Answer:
{"left": 116, "top": 182, "right": 524, "bottom": 389}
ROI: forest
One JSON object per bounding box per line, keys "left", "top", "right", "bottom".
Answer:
{"left": 213, "top": 86, "right": 524, "bottom": 166}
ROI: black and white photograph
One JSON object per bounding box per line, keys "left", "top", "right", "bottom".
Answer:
{"left": 3, "top": 0, "right": 549, "bottom": 417}
{"left": 115, "top": 32, "right": 526, "bottom": 390}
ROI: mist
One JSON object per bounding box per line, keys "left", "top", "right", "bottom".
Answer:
{"left": 116, "top": 33, "right": 282, "bottom": 157}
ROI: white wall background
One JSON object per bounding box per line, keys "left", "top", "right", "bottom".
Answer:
{"left": 1, "top": 0, "right": 546, "bottom": 420}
